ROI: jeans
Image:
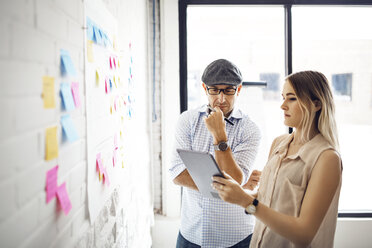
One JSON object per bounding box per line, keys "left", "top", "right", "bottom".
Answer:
{"left": 176, "top": 232, "right": 253, "bottom": 248}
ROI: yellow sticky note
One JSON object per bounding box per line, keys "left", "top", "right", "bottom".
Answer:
{"left": 95, "top": 69, "right": 100, "bottom": 86}
{"left": 45, "top": 126, "right": 58, "bottom": 160}
{"left": 87, "top": 40, "right": 94, "bottom": 62}
{"left": 42, "top": 76, "right": 56, "bottom": 109}
{"left": 99, "top": 172, "right": 103, "bottom": 181}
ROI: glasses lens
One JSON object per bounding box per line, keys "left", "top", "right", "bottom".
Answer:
{"left": 207, "top": 88, "right": 220, "bottom": 95}
{"left": 224, "top": 88, "right": 237, "bottom": 95}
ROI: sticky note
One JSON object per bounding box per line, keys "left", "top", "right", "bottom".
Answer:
{"left": 45, "top": 165, "right": 59, "bottom": 203}
{"left": 93, "top": 26, "right": 103, "bottom": 45}
{"left": 42, "top": 76, "right": 56, "bottom": 109}
{"left": 46, "top": 126, "right": 58, "bottom": 161}
{"left": 109, "top": 57, "right": 113, "bottom": 69}
{"left": 105, "top": 79, "right": 109, "bottom": 94}
{"left": 57, "top": 182, "right": 72, "bottom": 215}
{"left": 60, "top": 83, "right": 75, "bottom": 111}
{"left": 60, "top": 49, "right": 76, "bottom": 76}
{"left": 71, "top": 82, "right": 81, "bottom": 108}
{"left": 95, "top": 69, "right": 101, "bottom": 86}
{"left": 102, "top": 168, "right": 110, "bottom": 186}
{"left": 113, "top": 149, "right": 117, "bottom": 167}
{"left": 87, "top": 40, "right": 94, "bottom": 62}
{"left": 113, "top": 57, "right": 116, "bottom": 68}
{"left": 61, "top": 115, "right": 79, "bottom": 142}
{"left": 86, "top": 17, "right": 94, "bottom": 41}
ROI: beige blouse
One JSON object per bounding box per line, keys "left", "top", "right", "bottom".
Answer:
{"left": 250, "top": 133, "right": 342, "bottom": 248}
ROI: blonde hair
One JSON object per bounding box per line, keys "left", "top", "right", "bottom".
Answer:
{"left": 285, "top": 71, "right": 339, "bottom": 151}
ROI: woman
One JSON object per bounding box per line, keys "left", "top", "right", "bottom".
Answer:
{"left": 204, "top": 71, "right": 342, "bottom": 248}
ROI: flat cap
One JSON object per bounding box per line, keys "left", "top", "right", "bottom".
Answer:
{"left": 201, "top": 59, "right": 243, "bottom": 86}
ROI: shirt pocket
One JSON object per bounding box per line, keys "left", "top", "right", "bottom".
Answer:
{"left": 276, "top": 177, "right": 306, "bottom": 216}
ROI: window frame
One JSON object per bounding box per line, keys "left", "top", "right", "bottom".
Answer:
{"left": 179, "top": 0, "right": 372, "bottom": 218}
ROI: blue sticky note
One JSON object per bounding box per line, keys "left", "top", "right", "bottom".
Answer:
{"left": 93, "top": 26, "right": 103, "bottom": 46}
{"left": 60, "top": 49, "right": 76, "bottom": 76}
{"left": 61, "top": 115, "right": 79, "bottom": 142}
{"left": 86, "top": 18, "right": 94, "bottom": 41}
{"left": 60, "top": 83, "right": 75, "bottom": 111}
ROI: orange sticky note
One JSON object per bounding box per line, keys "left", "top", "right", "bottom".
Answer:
{"left": 46, "top": 126, "right": 58, "bottom": 160}
{"left": 42, "top": 76, "right": 56, "bottom": 109}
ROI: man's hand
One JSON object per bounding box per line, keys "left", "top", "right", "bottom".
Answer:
{"left": 243, "top": 170, "right": 261, "bottom": 190}
{"left": 204, "top": 106, "right": 227, "bottom": 143}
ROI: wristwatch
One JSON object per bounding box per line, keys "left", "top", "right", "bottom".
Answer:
{"left": 214, "top": 141, "right": 228, "bottom": 151}
{"left": 245, "top": 198, "right": 259, "bottom": 214}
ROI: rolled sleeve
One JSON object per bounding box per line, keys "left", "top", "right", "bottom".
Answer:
{"left": 169, "top": 111, "right": 192, "bottom": 180}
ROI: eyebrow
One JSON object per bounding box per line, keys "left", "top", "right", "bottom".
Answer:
{"left": 281, "top": 93, "right": 296, "bottom": 96}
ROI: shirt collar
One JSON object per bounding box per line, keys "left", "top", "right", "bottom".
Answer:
{"left": 198, "top": 104, "right": 243, "bottom": 119}
{"left": 274, "top": 133, "right": 325, "bottom": 163}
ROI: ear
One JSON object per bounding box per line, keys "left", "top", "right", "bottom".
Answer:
{"left": 202, "top": 83, "right": 208, "bottom": 95}
{"left": 313, "top": 100, "right": 321, "bottom": 112}
{"left": 236, "top": 84, "right": 243, "bottom": 96}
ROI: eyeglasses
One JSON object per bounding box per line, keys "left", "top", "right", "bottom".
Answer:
{"left": 206, "top": 87, "right": 237, "bottom": 95}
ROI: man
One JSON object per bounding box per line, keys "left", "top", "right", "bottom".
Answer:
{"left": 170, "top": 59, "right": 261, "bottom": 247}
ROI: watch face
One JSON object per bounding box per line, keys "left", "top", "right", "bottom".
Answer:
{"left": 247, "top": 205, "right": 256, "bottom": 214}
{"left": 218, "top": 142, "right": 228, "bottom": 151}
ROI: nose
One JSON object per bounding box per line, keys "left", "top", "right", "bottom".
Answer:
{"left": 218, "top": 91, "right": 225, "bottom": 102}
{"left": 281, "top": 101, "right": 287, "bottom": 110}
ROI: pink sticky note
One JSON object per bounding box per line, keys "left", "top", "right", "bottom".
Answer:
{"left": 113, "top": 149, "right": 117, "bottom": 167}
{"left": 105, "top": 79, "right": 108, "bottom": 93}
{"left": 102, "top": 168, "right": 110, "bottom": 186}
{"left": 71, "top": 82, "right": 81, "bottom": 108}
{"left": 57, "top": 182, "right": 72, "bottom": 215}
{"left": 96, "top": 153, "right": 103, "bottom": 172}
{"left": 109, "top": 57, "right": 113, "bottom": 69}
{"left": 46, "top": 165, "right": 59, "bottom": 203}
{"left": 113, "top": 57, "right": 116, "bottom": 68}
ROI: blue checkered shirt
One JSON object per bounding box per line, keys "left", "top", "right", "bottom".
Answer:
{"left": 169, "top": 105, "right": 261, "bottom": 247}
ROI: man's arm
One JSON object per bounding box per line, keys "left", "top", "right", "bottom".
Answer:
{"left": 173, "top": 169, "right": 198, "bottom": 191}
{"left": 204, "top": 107, "right": 260, "bottom": 185}
{"left": 169, "top": 111, "right": 200, "bottom": 190}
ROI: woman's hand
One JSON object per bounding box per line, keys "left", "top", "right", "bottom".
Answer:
{"left": 212, "top": 171, "right": 252, "bottom": 208}
{"left": 204, "top": 106, "right": 227, "bottom": 143}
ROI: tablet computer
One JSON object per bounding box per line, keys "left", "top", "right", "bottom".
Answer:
{"left": 176, "top": 149, "right": 225, "bottom": 199}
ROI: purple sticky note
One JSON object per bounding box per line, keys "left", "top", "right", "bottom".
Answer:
{"left": 56, "top": 182, "right": 72, "bottom": 215}
{"left": 46, "top": 165, "right": 59, "bottom": 203}
{"left": 71, "top": 82, "right": 81, "bottom": 108}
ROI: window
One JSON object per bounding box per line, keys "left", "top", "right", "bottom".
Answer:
{"left": 332, "top": 73, "right": 352, "bottom": 100}
{"left": 181, "top": 2, "right": 372, "bottom": 217}
{"left": 260, "top": 72, "right": 280, "bottom": 100}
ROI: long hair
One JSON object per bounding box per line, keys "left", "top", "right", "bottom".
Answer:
{"left": 285, "top": 71, "right": 339, "bottom": 151}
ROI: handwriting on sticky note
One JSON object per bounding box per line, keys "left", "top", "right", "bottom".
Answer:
{"left": 60, "top": 83, "right": 75, "bottom": 111}
{"left": 42, "top": 76, "right": 56, "bottom": 109}
{"left": 45, "top": 126, "right": 58, "bottom": 161}
{"left": 57, "top": 182, "right": 72, "bottom": 215}
{"left": 71, "top": 82, "right": 81, "bottom": 108}
{"left": 61, "top": 115, "right": 79, "bottom": 142}
{"left": 46, "top": 165, "right": 59, "bottom": 203}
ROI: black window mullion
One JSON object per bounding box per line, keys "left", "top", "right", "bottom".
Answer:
{"left": 179, "top": 0, "right": 188, "bottom": 113}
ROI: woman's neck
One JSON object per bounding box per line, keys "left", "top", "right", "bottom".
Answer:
{"left": 291, "top": 128, "right": 319, "bottom": 146}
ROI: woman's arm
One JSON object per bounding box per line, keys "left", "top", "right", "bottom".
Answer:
{"left": 213, "top": 149, "right": 341, "bottom": 247}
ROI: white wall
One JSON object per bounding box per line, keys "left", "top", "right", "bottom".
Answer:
{"left": 0, "top": 0, "right": 153, "bottom": 247}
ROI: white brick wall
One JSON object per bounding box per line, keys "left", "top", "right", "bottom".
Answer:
{"left": 0, "top": 0, "right": 154, "bottom": 247}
